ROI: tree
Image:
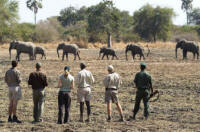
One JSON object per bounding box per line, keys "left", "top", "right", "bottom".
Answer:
{"left": 0, "top": 0, "right": 18, "bottom": 43}
{"left": 26, "top": 0, "right": 42, "bottom": 25}
{"left": 57, "top": 7, "right": 79, "bottom": 27}
{"left": 133, "top": 4, "right": 175, "bottom": 42}
{"left": 87, "top": 0, "right": 120, "bottom": 47}
{"left": 188, "top": 8, "right": 200, "bottom": 25}
{"left": 181, "top": 0, "right": 193, "bottom": 25}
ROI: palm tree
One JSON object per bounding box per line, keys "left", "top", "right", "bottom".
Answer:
{"left": 26, "top": 0, "right": 42, "bottom": 25}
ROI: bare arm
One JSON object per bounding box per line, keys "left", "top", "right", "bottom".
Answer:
{"left": 57, "top": 79, "right": 62, "bottom": 88}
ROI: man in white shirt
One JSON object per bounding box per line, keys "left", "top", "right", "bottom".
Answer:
{"left": 103, "top": 65, "right": 124, "bottom": 122}
{"left": 77, "top": 63, "right": 94, "bottom": 122}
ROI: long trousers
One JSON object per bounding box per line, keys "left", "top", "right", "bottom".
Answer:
{"left": 33, "top": 89, "right": 45, "bottom": 121}
{"left": 58, "top": 91, "right": 71, "bottom": 123}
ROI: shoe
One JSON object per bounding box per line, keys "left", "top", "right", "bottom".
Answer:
{"left": 144, "top": 116, "right": 148, "bottom": 120}
{"left": 127, "top": 116, "right": 135, "bottom": 121}
{"left": 85, "top": 118, "right": 90, "bottom": 122}
{"left": 107, "top": 117, "right": 111, "bottom": 122}
{"left": 57, "top": 120, "right": 62, "bottom": 124}
{"left": 118, "top": 117, "right": 124, "bottom": 122}
{"left": 79, "top": 116, "right": 84, "bottom": 122}
{"left": 12, "top": 116, "right": 22, "bottom": 123}
{"left": 8, "top": 116, "right": 12, "bottom": 123}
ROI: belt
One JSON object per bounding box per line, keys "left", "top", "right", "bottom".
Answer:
{"left": 106, "top": 88, "right": 117, "bottom": 91}
{"left": 79, "top": 86, "right": 90, "bottom": 88}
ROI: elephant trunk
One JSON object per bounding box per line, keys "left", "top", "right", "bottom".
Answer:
{"left": 175, "top": 47, "right": 178, "bottom": 58}
{"left": 9, "top": 46, "right": 12, "bottom": 60}
{"left": 146, "top": 45, "right": 150, "bottom": 57}
{"left": 125, "top": 49, "right": 128, "bottom": 61}
{"left": 57, "top": 47, "right": 60, "bottom": 58}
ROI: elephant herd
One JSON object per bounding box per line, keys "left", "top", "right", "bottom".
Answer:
{"left": 8, "top": 39, "right": 199, "bottom": 61}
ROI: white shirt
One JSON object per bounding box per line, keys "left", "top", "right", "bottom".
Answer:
{"left": 103, "top": 72, "right": 122, "bottom": 89}
{"left": 76, "top": 69, "right": 94, "bottom": 88}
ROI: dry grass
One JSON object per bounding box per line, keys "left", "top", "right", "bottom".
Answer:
{"left": 0, "top": 46, "right": 200, "bottom": 131}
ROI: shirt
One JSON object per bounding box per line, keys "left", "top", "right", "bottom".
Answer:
{"left": 76, "top": 69, "right": 94, "bottom": 88}
{"left": 134, "top": 71, "right": 152, "bottom": 90}
{"left": 59, "top": 74, "right": 74, "bottom": 92}
{"left": 103, "top": 72, "right": 121, "bottom": 89}
{"left": 28, "top": 71, "right": 48, "bottom": 90}
{"left": 5, "top": 68, "right": 21, "bottom": 87}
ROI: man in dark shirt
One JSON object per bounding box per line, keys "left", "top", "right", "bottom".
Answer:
{"left": 28, "top": 62, "right": 48, "bottom": 122}
{"left": 131, "top": 62, "right": 153, "bottom": 120}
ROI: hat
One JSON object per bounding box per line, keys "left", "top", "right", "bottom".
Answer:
{"left": 64, "top": 66, "right": 70, "bottom": 71}
{"left": 140, "top": 62, "right": 146, "bottom": 67}
{"left": 108, "top": 65, "right": 114, "bottom": 71}
{"left": 36, "top": 62, "right": 42, "bottom": 68}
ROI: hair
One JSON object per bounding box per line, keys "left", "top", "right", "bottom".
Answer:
{"left": 12, "top": 61, "right": 18, "bottom": 68}
{"left": 80, "top": 63, "right": 86, "bottom": 70}
{"left": 140, "top": 65, "right": 146, "bottom": 70}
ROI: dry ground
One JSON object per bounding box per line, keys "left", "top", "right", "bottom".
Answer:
{"left": 0, "top": 45, "right": 200, "bottom": 132}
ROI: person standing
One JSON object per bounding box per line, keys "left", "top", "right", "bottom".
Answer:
{"left": 131, "top": 62, "right": 153, "bottom": 120}
{"left": 103, "top": 65, "right": 124, "bottom": 122}
{"left": 57, "top": 66, "right": 74, "bottom": 124}
{"left": 76, "top": 63, "right": 94, "bottom": 122}
{"left": 5, "top": 61, "right": 22, "bottom": 123}
{"left": 28, "top": 62, "right": 48, "bottom": 123}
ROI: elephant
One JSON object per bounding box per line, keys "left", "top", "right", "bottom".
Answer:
{"left": 9, "top": 41, "right": 36, "bottom": 61}
{"left": 98, "top": 47, "right": 119, "bottom": 60}
{"left": 125, "top": 44, "right": 150, "bottom": 61}
{"left": 35, "top": 46, "right": 46, "bottom": 60}
{"left": 175, "top": 39, "right": 199, "bottom": 60}
{"left": 57, "top": 43, "right": 81, "bottom": 61}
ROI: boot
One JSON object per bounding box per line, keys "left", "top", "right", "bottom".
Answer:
{"left": 13, "top": 115, "right": 22, "bottom": 123}
{"left": 8, "top": 116, "right": 12, "bottom": 122}
{"left": 107, "top": 115, "right": 111, "bottom": 122}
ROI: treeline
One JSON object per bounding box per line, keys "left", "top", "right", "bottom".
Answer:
{"left": 1, "top": 0, "right": 200, "bottom": 45}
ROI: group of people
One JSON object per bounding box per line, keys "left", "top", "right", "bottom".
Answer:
{"left": 4, "top": 60, "right": 153, "bottom": 124}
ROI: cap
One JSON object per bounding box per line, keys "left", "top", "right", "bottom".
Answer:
{"left": 108, "top": 65, "right": 114, "bottom": 71}
{"left": 36, "top": 62, "right": 42, "bottom": 68}
{"left": 64, "top": 66, "right": 70, "bottom": 71}
{"left": 140, "top": 62, "right": 146, "bottom": 67}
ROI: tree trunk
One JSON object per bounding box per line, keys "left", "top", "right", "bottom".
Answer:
{"left": 34, "top": 13, "right": 37, "bottom": 25}
{"left": 107, "top": 33, "right": 112, "bottom": 48}
{"left": 186, "top": 12, "right": 189, "bottom": 25}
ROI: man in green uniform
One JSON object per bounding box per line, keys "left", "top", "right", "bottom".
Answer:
{"left": 131, "top": 62, "right": 153, "bottom": 120}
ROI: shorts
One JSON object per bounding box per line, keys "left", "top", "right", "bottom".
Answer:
{"left": 77, "top": 87, "right": 91, "bottom": 102}
{"left": 8, "top": 86, "right": 22, "bottom": 100}
{"left": 105, "top": 90, "right": 118, "bottom": 103}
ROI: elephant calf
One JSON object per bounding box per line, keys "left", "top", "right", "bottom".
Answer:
{"left": 175, "top": 39, "right": 199, "bottom": 60}
{"left": 99, "top": 47, "right": 118, "bottom": 60}
{"left": 35, "top": 46, "right": 46, "bottom": 60}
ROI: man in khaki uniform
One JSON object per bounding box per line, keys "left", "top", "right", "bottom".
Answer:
{"left": 28, "top": 62, "right": 48, "bottom": 123}
{"left": 103, "top": 65, "right": 124, "bottom": 122}
{"left": 76, "top": 63, "right": 94, "bottom": 122}
{"left": 5, "top": 61, "right": 22, "bottom": 123}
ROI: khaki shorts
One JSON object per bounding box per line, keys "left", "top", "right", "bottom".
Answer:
{"left": 77, "top": 87, "right": 91, "bottom": 102}
{"left": 105, "top": 90, "right": 118, "bottom": 103}
{"left": 8, "top": 86, "right": 22, "bottom": 100}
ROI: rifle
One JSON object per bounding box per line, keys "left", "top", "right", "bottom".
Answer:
{"left": 148, "top": 90, "right": 159, "bottom": 102}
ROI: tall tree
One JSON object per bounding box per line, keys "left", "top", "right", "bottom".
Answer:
{"left": 26, "top": 0, "right": 42, "bottom": 25}
{"left": 133, "top": 4, "right": 175, "bottom": 42}
{"left": 188, "top": 8, "right": 200, "bottom": 25}
{"left": 0, "top": 0, "right": 18, "bottom": 42}
{"left": 87, "top": 0, "right": 120, "bottom": 47}
{"left": 181, "top": 0, "right": 193, "bottom": 25}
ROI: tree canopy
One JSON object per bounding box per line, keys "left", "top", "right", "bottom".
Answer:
{"left": 133, "top": 4, "right": 175, "bottom": 42}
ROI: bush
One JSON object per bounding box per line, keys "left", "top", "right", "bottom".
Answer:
{"left": 35, "top": 20, "right": 59, "bottom": 43}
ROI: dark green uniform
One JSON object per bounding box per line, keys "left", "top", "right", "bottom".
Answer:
{"left": 133, "top": 71, "right": 152, "bottom": 118}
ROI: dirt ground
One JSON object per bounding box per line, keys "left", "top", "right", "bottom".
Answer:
{"left": 0, "top": 47, "right": 200, "bottom": 132}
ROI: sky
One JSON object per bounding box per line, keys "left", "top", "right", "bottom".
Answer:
{"left": 17, "top": 0, "right": 200, "bottom": 25}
